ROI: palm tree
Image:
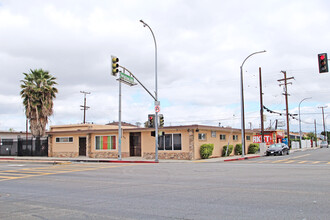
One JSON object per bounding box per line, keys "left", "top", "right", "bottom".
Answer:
{"left": 20, "top": 69, "right": 58, "bottom": 137}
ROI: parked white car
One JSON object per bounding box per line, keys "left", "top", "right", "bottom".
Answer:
{"left": 320, "top": 141, "right": 329, "bottom": 148}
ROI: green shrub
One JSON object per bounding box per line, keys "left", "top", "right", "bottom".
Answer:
{"left": 234, "top": 144, "right": 242, "bottom": 155}
{"left": 200, "top": 144, "right": 214, "bottom": 159}
{"left": 248, "top": 143, "right": 259, "bottom": 154}
{"left": 222, "top": 145, "right": 233, "bottom": 157}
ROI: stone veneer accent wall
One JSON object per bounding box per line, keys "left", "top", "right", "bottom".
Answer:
{"left": 188, "top": 129, "right": 194, "bottom": 160}
{"left": 143, "top": 152, "right": 191, "bottom": 160}
{"left": 52, "top": 152, "right": 78, "bottom": 158}
{"left": 87, "top": 134, "right": 91, "bottom": 157}
{"left": 48, "top": 135, "right": 53, "bottom": 157}
{"left": 89, "top": 151, "right": 118, "bottom": 158}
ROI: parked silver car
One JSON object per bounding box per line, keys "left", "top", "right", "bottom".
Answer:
{"left": 320, "top": 141, "right": 329, "bottom": 148}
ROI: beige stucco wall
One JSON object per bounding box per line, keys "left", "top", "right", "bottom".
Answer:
{"left": 48, "top": 124, "right": 255, "bottom": 160}
{"left": 193, "top": 129, "right": 254, "bottom": 160}
{"left": 50, "top": 134, "right": 82, "bottom": 157}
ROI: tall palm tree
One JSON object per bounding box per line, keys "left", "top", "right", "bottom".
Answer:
{"left": 20, "top": 69, "right": 58, "bottom": 137}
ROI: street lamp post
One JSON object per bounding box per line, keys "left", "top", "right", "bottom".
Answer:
{"left": 298, "top": 97, "right": 312, "bottom": 148}
{"left": 140, "top": 20, "right": 159, "bottom": 162}
{"left": 240, "top": 50, "right": 266, "bottom": 157}
{"left": 319, "top": 106, "right": 328, "bottom": 142}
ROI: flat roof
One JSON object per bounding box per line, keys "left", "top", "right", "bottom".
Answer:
{"left": 47, "top": 124, "right": 254, "bottom": 135}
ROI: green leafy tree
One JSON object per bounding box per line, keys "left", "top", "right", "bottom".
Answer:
{"left": 20, "top": 69, "right": 58, "bottom": 137}
{"left": 305, "top": 132, "right": 316, "bottom": 140}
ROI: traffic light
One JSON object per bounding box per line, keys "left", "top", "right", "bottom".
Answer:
{"left": 318, "top": 53, "right": 328, "bottom": 73}
{"left": 159, "top": 114, "right": 164, "bottom": 127}
{"left": 111, "top": 55, "right": 119, "bottom": 76}
{"left": 148, "top": 114, "right": 155, "bottom": 128}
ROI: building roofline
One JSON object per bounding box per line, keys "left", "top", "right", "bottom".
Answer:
{"left": 47, "top": 124, "right": 254, "bottom": 135}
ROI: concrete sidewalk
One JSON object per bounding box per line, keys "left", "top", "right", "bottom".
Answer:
{"left": 0, "top": 147, "right": 319, "bottom": 164}
{"left": 0, "top": 154, "right": 262, "bottom": 164}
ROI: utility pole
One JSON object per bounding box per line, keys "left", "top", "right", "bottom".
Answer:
{"left": 278, "top": 71, "right": 294, "bottom": 148}
{"left": 80, "top": 91, "right": 90, "bottom": 124}
{"left": 318, "top": 106, "right": 328, "bottom": 141}
{"left": 259, "top": 67, "right": 265, "bottom": 142}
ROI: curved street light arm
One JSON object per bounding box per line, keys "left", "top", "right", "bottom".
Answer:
{"left": 240, "top": 50, "right": 267, "bottom": 68}
{"left": 298, "top": 97, "right": 312, "bottom": 148}
{"left": 140, "top": 20, "right": 158, "bottom": 100}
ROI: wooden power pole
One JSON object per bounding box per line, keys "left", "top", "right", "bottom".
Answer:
{"left": 80, "top": 91, "right": 90, "bottom": 124}
{"left": 259, "top": 67, "right": 265, "bottom": 142}
{"left": 278, "top": 71, "right": 294, "bottom": 148}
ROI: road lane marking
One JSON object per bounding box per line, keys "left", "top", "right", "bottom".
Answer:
{"left": 298, "top": 161, "right": 308, "bottom": 164}
{"left": 0, "top": 164, "right": 139, "bottom": 182}
{"left": 290, "top": 154, "right": 311, "bottom": 159}
{"left": 283, "top": 160, "right": 296, "bottom": 164}
{"left": 272, "top": 159, "right": 290, "bottom": 163}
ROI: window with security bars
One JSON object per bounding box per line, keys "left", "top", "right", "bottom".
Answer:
{"left": 158, "top": 134, "right": 182, "bottom": 151}
{"left": 220, "top": 134, "right": 226, "bottom": 140}
{"left": 55, "top": 137, "right": 73, "bottom": 143}
{"left": 95, "top": 136, "right": 116, "bottom": 150}
{"left": 198, "top": 133, "right": 206, "bottom": 140}
{"left": 211, "top": 131, "right": 216, "bottom": 138}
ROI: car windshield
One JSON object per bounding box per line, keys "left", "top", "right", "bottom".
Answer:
{"left": 269, "top": 144, "right": 282, "bottom": 148}
{"left": 321, "top": 141, "right": 327, "bottom": 144}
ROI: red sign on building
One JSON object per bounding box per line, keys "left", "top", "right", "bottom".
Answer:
{"left": 253, "top": 134, "right": 273, "bottom": 145}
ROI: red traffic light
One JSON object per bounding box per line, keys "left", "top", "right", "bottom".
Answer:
{"left": 318, "top": 53, "right": 328, "bottom": 73}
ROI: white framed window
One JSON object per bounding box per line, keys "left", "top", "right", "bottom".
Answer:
{"left": 220, "top": 134, "right": 226, "bottom": 140}
{"left": 95, "top": 135, "right": 116, "bottom": 150}
{"left": 55, "top": 137, "right": 73, "bottom": 143}
{"left": 233, "top": 135, "right": 238, "bottom": 141}
{"left": 158, "top": 133, "right": 182, "bottom": 151}
{"left": 198, "top": 133, "right": 207, "bottom": 140}
{"left": 211, "top": 131, "right": 216, "bottom": 138}
{"left": 246, "top": 136, "right": 251, "bottom": 141}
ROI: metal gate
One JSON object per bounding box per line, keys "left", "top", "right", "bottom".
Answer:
{"left": 0, "top": 138, "right": 48, "bottom": 156}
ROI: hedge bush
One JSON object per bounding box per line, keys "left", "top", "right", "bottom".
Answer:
{"left": 200, "top": 144, "right": 214, "bottom": 159}
{"left": 248, "top": 143, "right": 259, "bottom": 154}
{"left": 234, "top": 144, "right": 242, "bottom": 155}
{"left": 222, "top": 145, "right": 233, "bottom": 157}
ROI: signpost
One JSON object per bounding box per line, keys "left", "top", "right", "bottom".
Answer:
{"left": 115, "top": 70, "right": 137, "bottom": 160}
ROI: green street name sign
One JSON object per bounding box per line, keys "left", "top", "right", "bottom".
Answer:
{"left": 120, "top": 72, "right": 134, "bottom": 84}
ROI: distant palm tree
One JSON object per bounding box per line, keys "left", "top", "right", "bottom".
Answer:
{"left": 20, "top": 69, "right": 58, "bottom": 137}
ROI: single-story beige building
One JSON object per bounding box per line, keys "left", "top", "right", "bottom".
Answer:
{"left": 47, "top": 124, "right": 255, "bottom": 160}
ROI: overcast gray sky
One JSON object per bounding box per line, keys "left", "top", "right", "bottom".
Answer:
{"left": 0, "top": 0, "right": 329, "bottom": 134}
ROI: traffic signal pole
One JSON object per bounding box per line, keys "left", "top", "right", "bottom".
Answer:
{"left": 118, "top": 75, "right": 122, "bottom": 160}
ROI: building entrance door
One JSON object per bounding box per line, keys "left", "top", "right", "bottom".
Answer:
{"left": 130, "top": 132, "right": 141, "bottom": 157}
{"left": 79, "top": 137, "right": 86, "bottom": 156}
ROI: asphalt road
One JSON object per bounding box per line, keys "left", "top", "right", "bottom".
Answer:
{"left": 0, "top": 148, "right": 330, "bottom": 220}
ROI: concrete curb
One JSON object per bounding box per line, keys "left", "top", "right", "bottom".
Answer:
{"left": 224, "top": 155, "right": 261, "bottom": 162}
{"left": 0, "top": 157, "right": 159, "bottom": 164}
